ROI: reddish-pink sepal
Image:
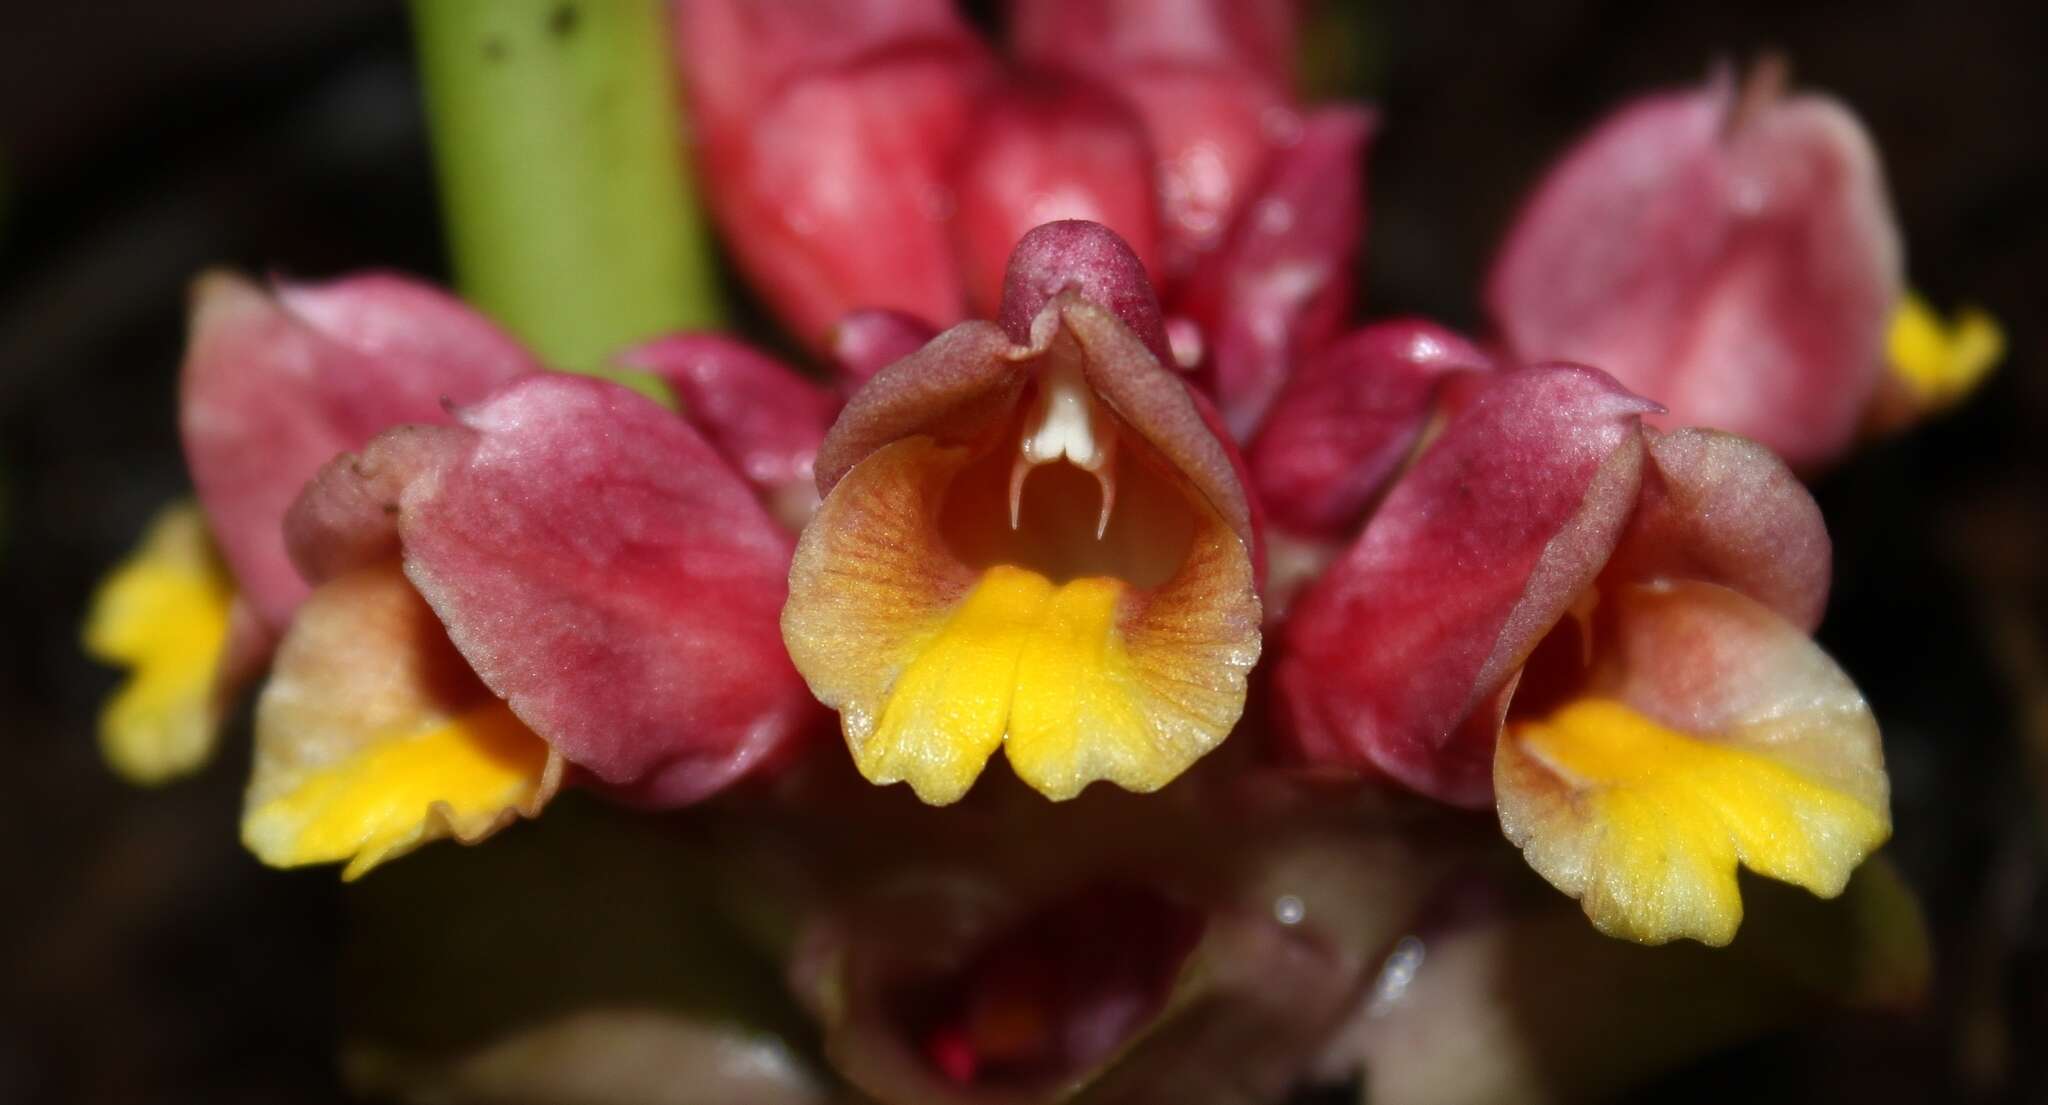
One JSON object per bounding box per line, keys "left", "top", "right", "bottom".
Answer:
{"left": 951, "top": 74, "right": 1163, "bottom": 318}
{"left": 675, "top": 0, "right": 995, "bottom": 347}
{"left": 1485, "top": 70, "right": 1902, "bottom": 468}
{"left": 1248, "top": 318, "right": 1487, "bottom": 541}
{"left": 618, "top": 334, "right": 837, "bottom": 528}
{"left": 1274, "top": 365, "right": 1655, "bottom": 805}
{"left": 291, "top": 374, "right": 818, "bottom": 806}
{"left": 829, "top": 308, "right": 940, "bottom": 391}
{"left": 1181, "top": 106, "right": 1378, "bottom": 438}
{"left": 180, "top": 271, "right": 536, "bottom": 627}
{"left": 1009, "top": 0, "right": 1300, "bottom": 277}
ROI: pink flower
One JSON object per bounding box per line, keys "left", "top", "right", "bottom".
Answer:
{"left": 170, "top": 271, "right": 837, "bottom": 873}
{"left": 1486, "top": 60, "right": 1998, "bottom": 468}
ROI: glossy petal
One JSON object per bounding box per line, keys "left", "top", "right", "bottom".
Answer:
{"left": 829, "top": 308, "right": 940, "bottom": 390}
{"left": 951, "top": 75, "right": 1163, "bottom": 317}
{"left": 675, "top": 0, "right": 993, "bottom": 345}
{"left": 1011, "top": 0, "right": 1300, "bottom": 275}
{"left": 1496, "top": 580, "right": 1890, "bottom": 945}
{"left": 1247, "top": 318, "right": 1488, "bottom": 539}
{"left": 1607, "top": 428, "right": 1831, "bottom": 630}
{"left": 1487, "top": 72, "right": 1903, "bottom": 467}
{"left": 243, "top": 563, "right": 559, "bottom": 879}
{"left": 300, "top": 374, "right": 817, "bottom": 805}
{"left": 1275, "top": 365, "right": 1655, "bottom": 805}
{"left": 180, "top": 271, "right": 536, "bottom": 626}
{"left": 1181, "top": 106, "right": 1377, "bottom": 438}
{"left": 82, "top": 503, "right": 237, "bottom": 784}
{"left": 619, "top": 334, "right": 838, "bottom": 528}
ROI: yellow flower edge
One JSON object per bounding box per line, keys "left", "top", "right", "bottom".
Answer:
{"left": 1499, "top": 696, "right": 1890, "bottom": 947}
{"left": 243, "top": 700, "right": 555, "bottom": 880}
{"left": 1887, "top": 292, "right": 2004, "bottom": 411}
{"left": 82, "top": 502, "right": 236, "bottom": 785}
{"left": 782, "top": 437, "right": 1259, "bottom": 806}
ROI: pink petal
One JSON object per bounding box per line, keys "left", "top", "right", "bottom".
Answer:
{"left": 1180, "top": 105, "right": 1378, "bottom": 438}
{"left": 180, "top": 271, "right": 537, "bottom": 627}
{"left": 829, "top": 308, "right": 939, "bottom": 390}
{"left": 1248, "top": 319, "right": 1488, "bottom": 539}
{"left": 1274, "top": 365, "right": 1655, "bottom": 805}
{"left": 950, "top": 74, "right": 1163, "bottom": 318}
{"left": 1486, "top": 71, "right": 1902, "bottom": 467}
{"left": 618, "top": 334, "right": 837, "bottom": 522}
{"left": 1605, "top": 428, "right": 1831, "bottom": 631}
{"left": 1010, "top": 0, "right": 1300, "bottom": 277}
{"left": 297, "top": 374, "right": 819, "bottom": 805}
{"left": 675, "top": 0, "right": 995, "bottom": 347}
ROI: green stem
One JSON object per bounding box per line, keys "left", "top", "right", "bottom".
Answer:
{"left": 411, "top": 0, "right": 722, "bottom": 371}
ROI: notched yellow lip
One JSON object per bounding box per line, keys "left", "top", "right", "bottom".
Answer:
{"left": 783, "top": 423, "right": 1259, "bottom": 806}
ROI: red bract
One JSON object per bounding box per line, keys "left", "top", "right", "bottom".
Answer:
{"left": 674, "top": 0, "right": 1373, "bottom": 439}
{"left": 1485, "top": 64, "right": 1903, "bottom": 468}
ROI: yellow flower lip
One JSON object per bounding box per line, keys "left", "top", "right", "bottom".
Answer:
{"left": 784, "top": 296, "right": 1261, "bottom": 806}
{"left": 1885, "top": 292, "right": 2003, "bottom": 412}
{"left": 242, "top": 563, "right": 559, "bottom": 879}
{"left": 83, "top": 503, "right": 237, "bottom": 785}
{"left": 1495, "top": 580, "right": 1889, "bottom": 946}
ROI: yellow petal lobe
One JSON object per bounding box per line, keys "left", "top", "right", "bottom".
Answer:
{"left": 783, "top": 436, "right": 1258, "bottom": 805}
{"left": 1501, "top": 697, "right": 1890, "bottom": 946}
{"left": 1886, "top": 292, "right": 2004, "bottom": 411}
{"left": 82, "top": 503, "right": 235, "bottom": 784}
{"left": 244, "top": 563, "right": 557, "bottom": 878}
{"left": 243, "top": 701, "right": 551, "bottom": 880}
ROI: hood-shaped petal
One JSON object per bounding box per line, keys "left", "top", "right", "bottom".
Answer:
{"left": 1606, "top": 428, "right": 1832, "bottom": 631}
{"left": 1180, "top": 105, "right": 1377, "bottom": 438}
{"left": 1275, "top": 365, "right": 1656, "bottom": 805}
{"left": 1248, "top": 318, "right": 1488, "bottom": 540}
{"left": 180, "top": 271, "right": 537, "bottom": 627}
{"left": 618, "top": 334, "right": 838, "bottom": 529}
{"left": 1495, "top": 580, "right": 1889, "bottom": 945}
{"left": 1010, "top": 0, "right": 1300, "bottom": 277}
{"left": 951, "top": 74, "right": 1164, "bottom": 318}
{"left": 996, "top": 219, "right": 1177, "bottom": 372}
{"left": 675, "top": 0, "right": 994, "bottom": 346}
{"left": 292, "top": 374, "right": 818, "bottom": 806}
{"left": 1486, "top": 69, "right": 1903, "bottom": 467}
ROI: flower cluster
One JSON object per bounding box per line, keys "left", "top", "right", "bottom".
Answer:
{"left": 82, "top": 1, "right": 1986, "bottom": 1101}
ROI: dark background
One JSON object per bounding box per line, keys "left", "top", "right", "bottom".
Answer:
{"left": 1, "top": 2, "right": 2041, "bottom": 1102}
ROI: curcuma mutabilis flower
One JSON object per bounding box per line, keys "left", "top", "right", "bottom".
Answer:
{"left": 79, "top": 0, "right": 1967, "bottom": 1100}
